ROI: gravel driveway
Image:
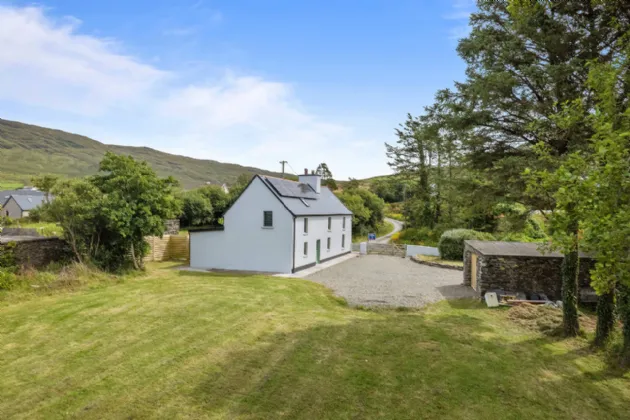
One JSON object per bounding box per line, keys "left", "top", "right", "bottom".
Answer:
{"left": 306, "top": 255, "right": 476, "bottom": 307}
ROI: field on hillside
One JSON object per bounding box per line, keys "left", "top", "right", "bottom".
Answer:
{"left": 0, "top": 118, "right": 281, "bottom": 188}
{"left": 1, "top": 264, "right": 629, "bottom": 419}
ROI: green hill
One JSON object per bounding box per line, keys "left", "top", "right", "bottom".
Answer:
{"left": 0, "top": 118, "right": 281, "bottom": 189}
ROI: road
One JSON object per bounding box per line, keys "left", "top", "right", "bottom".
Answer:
{"left": 374, "top": 217, "right": 404, "bottom": 244}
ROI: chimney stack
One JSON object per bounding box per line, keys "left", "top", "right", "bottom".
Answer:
{"left": 299, "top": 168, "right": 321, "bottom": 194}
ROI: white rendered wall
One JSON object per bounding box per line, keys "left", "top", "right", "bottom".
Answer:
{"left": 406, "top": 245, "right": 440, "bottom": 257}
{"left": 293, "top": 215, "right": 352, "bottom": 270}
{"left": 190, "top": 177, "right": 294, "bottom": 273}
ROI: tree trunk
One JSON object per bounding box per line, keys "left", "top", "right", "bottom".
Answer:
{"left": 618, "top": 284, "right": 630, "bottom": 367}
{"left": 130, "top": 242, "right": 140, "bottom": 271}
{"left": 561, "top": 215, "right": 580, "bottom": 337}
{"left": 594, "top": 288, "right": 616, "bottom": 347}
{"left": 67, "top": 228, "right": 83, "bottom": 265}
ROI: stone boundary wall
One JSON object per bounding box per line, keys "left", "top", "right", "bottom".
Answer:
{"left": 351, "top": 242, "right": 405, "bottom": 257}
{"left": 1, "top": 237, "right": 70, "bottom": 269}
{"left": 164, "top": 219, "right": 180, "bottom": 236}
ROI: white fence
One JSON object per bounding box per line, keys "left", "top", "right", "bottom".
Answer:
{"left": 405, "top": 245, "right": 439, "bottom": 257}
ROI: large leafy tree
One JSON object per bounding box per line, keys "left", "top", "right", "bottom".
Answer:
{"left": 180, "top": 191, "right": 214, "bottom": 228}
{"left": 46, "top": 153, "right": 182, "bottom": 271}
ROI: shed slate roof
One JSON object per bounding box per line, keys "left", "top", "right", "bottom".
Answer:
{"left": 6, "top": 194, "right": 47, "bottom": 211}
{"left": 259, "top": 175, "right": 352, "bottom": 216}
{"left": 465, "top": 240, "right": 592, "bottom": 259}
{"left": 0, "top": 189, "right": 45, "bottom": 207}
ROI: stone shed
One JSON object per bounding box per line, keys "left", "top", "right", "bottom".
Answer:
{"left": 463, "top": 240, "right": 595, "bottom": 301}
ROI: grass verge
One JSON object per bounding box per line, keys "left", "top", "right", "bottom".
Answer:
{"left": 415, "top": 254, "right": 464, "bottom": 268}
{"left": 1, "top": 264, "right": 629, "bottom": 419}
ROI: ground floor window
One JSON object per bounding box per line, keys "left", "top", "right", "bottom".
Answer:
{"left": 303, "top": 242, "right": 308, "bottom": 256}
{"left": 327, "top": 237, "right": 331, "bottom": 250}
{"left": 342, "top": 234, "right": 345, "bottom": 249}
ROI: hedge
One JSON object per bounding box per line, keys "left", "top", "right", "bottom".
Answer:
{"left": 438, "top": 229, "right": 495, "bottom": 261}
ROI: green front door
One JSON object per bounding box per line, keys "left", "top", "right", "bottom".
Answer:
{"left": 316, "top": 240, "right": 321, "bottom": 264}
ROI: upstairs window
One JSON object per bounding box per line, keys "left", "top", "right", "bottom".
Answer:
{"left": 263, "top": 211, "right": 273, "bottom": 227}
{"left": 342, "top": 217, "right": 346, "bottom": 230}
{"left": 327, "top": 217, "right": 332, "bottom": 230}
{"left": 304, "top": 218, "right": 309, "bottom": 234}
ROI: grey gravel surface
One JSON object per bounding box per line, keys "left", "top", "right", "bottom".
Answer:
{"left": 305, "top": 254, "right": 476, "bottom": 307}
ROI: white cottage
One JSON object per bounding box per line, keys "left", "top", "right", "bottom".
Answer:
{"left": 189, "top": 170, "right": 353, "bottom": 273}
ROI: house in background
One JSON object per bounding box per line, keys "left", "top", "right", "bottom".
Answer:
{"left": 190, "top": 169, "right": 353, "bottom": 273}
{"left": 1, "top": 188, "right": 47, "bottom": 219}
{"left": 205, "top": 181, "right": 230, "bottom": 194}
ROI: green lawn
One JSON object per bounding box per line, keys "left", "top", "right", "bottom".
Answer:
{"left": 7, "top": 221, "right": 63, "bottom": 237}
{"left": 1, "top": 264, "right": 629, "bottom": 419}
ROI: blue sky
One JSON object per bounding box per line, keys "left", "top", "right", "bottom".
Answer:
{"left": 0, "top": 0, "right": 474, "bottom": 179}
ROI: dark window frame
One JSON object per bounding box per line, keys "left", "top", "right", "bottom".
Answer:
{"left": 327, "top": 217, "right": 332, "bottom": 230}
{"left": 303, "top": 241, "right": 308, "bottom": 256}
{"left": 327, "top": 237, "right": 331, "bottom": 250}
{"left": 304, "top": 218, "right": 309, "bottom": 234}
{"left": 263, "top": 211, "right": 273, "bottom": 227}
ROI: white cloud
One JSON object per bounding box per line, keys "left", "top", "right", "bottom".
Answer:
{"left": 0, "top": 6, "right": 167, "bottom": 114}
{"left": 445, "top": 0, "right": 475, "bottom": 40}
{"left": 0, "top": 5, "right": 390, "bottom": 179}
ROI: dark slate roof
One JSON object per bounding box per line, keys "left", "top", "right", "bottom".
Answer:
{"left": 259, "top": 176, "right": 352, "bottom": 216}
{"left": 465, "top": 240, "right": 592, "bottom": 258}
{"left": 6, "top": 194, "right": 47, "bottom": 211}
{"left": 0, "top": 189, "right": 45, "bottom": 206}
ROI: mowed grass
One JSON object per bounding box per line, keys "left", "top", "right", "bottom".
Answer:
{"left": 1, "top": 264, "right": 629, "bottom": 419}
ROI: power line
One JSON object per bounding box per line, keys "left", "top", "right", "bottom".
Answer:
{"left": 285, "top": 162, "right": 299, "bottom": 176}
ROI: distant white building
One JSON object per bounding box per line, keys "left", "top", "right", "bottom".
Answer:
{"left": 190, "top": 169, "right": 353, "bottom": 273}
{"left": 205, "top": 181, "right": 230, "bottom": 194}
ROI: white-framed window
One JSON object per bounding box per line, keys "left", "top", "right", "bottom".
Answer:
{"left": 263, "top": 211, "right": 273, "bottom": 227}
{"left": 327, "top": 217, "right": 332, "bottom": 231}
{"left": 304, "top": 218, "right": 309, "bottom": 234}
{"left": 303, "top": 241, "right": 308, "bottom": 256}
{"left": 327, "top": 237, "right": 331, "bottom": 250}
{"left": 342, "top": 217, "right": 346, "bottom": 230}
{"left": 342, "top": 234, "right": 346, "bottom": 249}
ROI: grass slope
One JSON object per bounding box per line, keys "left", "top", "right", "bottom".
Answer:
{"left": 1, "top": 264, "right": 628, "bottom": 419}
{"left": 0, "top": 118, "right": 281, "bottom": 189}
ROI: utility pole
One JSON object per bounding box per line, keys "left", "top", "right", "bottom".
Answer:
{"left": 279, "top": 160, "right": 288, "bottom": 178}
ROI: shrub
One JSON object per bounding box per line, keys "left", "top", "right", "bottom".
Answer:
{"left": 438, "top": 229, "right": 495, "bottom": 261}
{"left": 393, "top": 226, "right": 446, "bottom": 247}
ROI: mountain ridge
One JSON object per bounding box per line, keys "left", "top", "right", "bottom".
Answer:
{"left": 0, "top": 118, "right": 281, "bottom": 189}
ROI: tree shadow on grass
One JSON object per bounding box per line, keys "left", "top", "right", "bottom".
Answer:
{"left": 188, "top": 310, "right": 630, "bottom": 419}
